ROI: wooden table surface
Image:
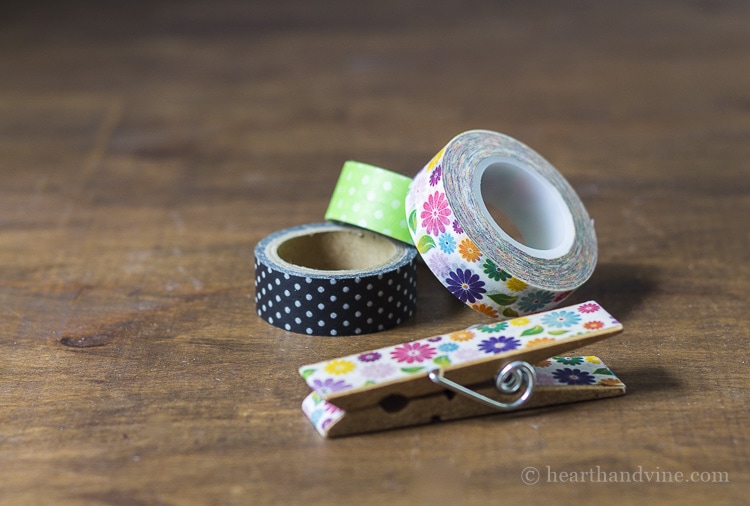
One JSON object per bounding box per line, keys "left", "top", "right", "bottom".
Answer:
{"left": 1, "top": 1, "right": 748, "bottom": 504}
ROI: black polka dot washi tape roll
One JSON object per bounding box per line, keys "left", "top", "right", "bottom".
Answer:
{"left": 254, "top": 223, "right": 418, "bottom": 336}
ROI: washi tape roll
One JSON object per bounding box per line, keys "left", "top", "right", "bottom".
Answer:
{"left": 405, "top": 130, "right": 597, "bottom": 319}
{"left": 254, "top": 223, "right": 418, "bottom": 336}
{"left": 325, "top": 161, "right": 413, "bottom": 244}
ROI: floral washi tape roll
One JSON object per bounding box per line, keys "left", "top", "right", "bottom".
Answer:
{"left": 405, "top": 130, "right": 597, "bottom": 319}
{"left": 325, "top": 161, "right": 414, "bottom": 244}
{"left": 254, "top": 223, "right": 418, "bottom": 336}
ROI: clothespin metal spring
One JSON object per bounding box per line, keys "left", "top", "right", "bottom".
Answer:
{"left": 428, "top": 361, "right": 536, "bottom": 411}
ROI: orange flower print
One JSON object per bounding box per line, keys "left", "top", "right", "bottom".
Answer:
{"left": 526, "top": 337, "right": 555, "bottom": 348}
{"left": 471, "top": 303, "right": 498, "bottom": 319}
{"left": 583, "top": 320, "right": 604, "bottom": 330}
{"left": 535, "top": 359, "right": 552, "bottom": 368}
{"left": 448, "top": 330, "right": 475, "bottom": 342}
{"left": 598, "top": 378, "right": 623, "bottom": 386}
{"left": 458, "top": 238, "right": 481, "bottom": 262}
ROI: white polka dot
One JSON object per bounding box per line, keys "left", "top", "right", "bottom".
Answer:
{"left": 383, "top": 227, "right": 392, "bottom": 235}
{"left": 295, "top": 317, "right": 302, "bottom": 324}
{"left": 295, "top": 300, "right": 301, "bottom": 307}
{"left": 367, "top": 318, "right": 373, "bottom": 324}
{"left": 266, "top": 283, "right": 273, "bottom": 291}
{"left": 378, "top": 324, "right": 385, "bottom": 331}
{"left": 306, "top": 311, "right": 313, "bottom": 317}
{"left": 268, "top": 300, "right": 273, "bottom": 308}
{"left": 268, "top": 317, "right": 274, "bottom": 324}
{"left": 388, "top": 313, "right": 393, "bottom": 319}
{"left": 330, "top": 295, "right": 337, "bottom": 302}
{"left": 354, "top": 277, "right": 362, "bottom": 284}
{"left": 358, "top": 219, "right": 367, "bottom": 227}
{"left": 294, "top": 283, "right": 301, "bottom": 290}
{"left": 284, "top": 290, "right": 290, "bottom": 297}
{"left": 284, "top": 307, "right": 291, "bottom": 314}
{"left": 348, "top": 187, "right": 355, "bottom": 196}
{"left": 390, "top": 199, "right": 400, "bottom": 209}
{"left": 306, "top": 294, "right": 313, "bottom": 301}
{"left": 378, "top": 308, "right": 384, "bottom": 314}
{"left": 275, "top": 278, "right": 281, "bottom": 286}
{"left": 343, "top": 303, "right": 350, "bottom": 310}
{"left": 329, "top": 279, "right": 337, "bottom": 285}
{"left": 355, "top": 294, "right": 362, "bottom": 301}
{"left": 366, "top": 301, "right": 373, "bottom": 307}
{"left": 355, "top": 328, "right": 362, "bottom": 334}
{"left": 318, "top": 303, "right": 325, "bottom": 310}
{"left": 285, "top": 323, "right": 291, "bottom": 330}
{"left": 366, "top": 191, "right": 376, "bottom": 201}
{"left": 355, "top": 311, "right": 362, "bottom": 317}
{"left": 377, "top": 291, "right": 383, "bottom": 297}
{"left": 342, "top": 286, "right": 350, "bottom": 293}
{"left": 366, "top": 284, "right": 373, "bottom": 290}
{"left": 362, "top": 175, "right": 370, "bottom": 184}
{"left": 330, "top": 312, "right": 337, "bottom": 319}
{"left": 306, "top": 328, "right": 313, "bottom": 334}
{"left": 399, "top": 219, "right": 407, "bottom": 228}
{"left": 330, "top": 329, "right": 337, "bottom": 336}
{"left": 353, "top": 202, "right": 361, "bottom": 212}
{"left": 383, "top": 181, "right": 392, "bottom": 191}
{"left": 317, "top": 286, "right": 325, "bottom": 293}
{"left": 374, "top": 210, "right": 383, "bottom": 219}
{"left": 318, "top": 320, "right": 325, "bottom": 327}
{"left": 276, "top": 311, "right": 281, "bottom": 319}
{"left": 305, "top": 277, "right": 312, "bottom": 284}
{"left": 343, "top": 320, "right": 350, "bottom": 327}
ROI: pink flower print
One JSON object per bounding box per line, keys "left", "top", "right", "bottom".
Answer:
{"left": 390, "top": 342, "right": 437, "bottom": 364}
{"left": 361, "top": 362, "right": 397, "bottom": 380}
{"left": 421, "top": 191, "right": 452, "bottom": 236}
{"left": 577, "top": 302, "right": 601, "bottom": 313}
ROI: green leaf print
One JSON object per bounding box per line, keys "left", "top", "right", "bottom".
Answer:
{"left": 488, "top": 293, "right": 519, "bottom": 306}
{"left": 416, "top": 235, "right": 436, "bottom": 253}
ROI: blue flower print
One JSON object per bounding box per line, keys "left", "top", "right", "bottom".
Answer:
{"left": 438, "top": 342, "right": 459, "bottom": 353}
{"left": 438, "top": 233, "right": 456, "bottom": 254}
{"left": 518, "top": 290, "right": 555, "bottom": 313}
{"left": 541, "top": 310, "right": 581, "bottom": 329}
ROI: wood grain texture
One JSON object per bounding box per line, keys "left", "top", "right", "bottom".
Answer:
{"left": 1, "top": 0, "right": 748, "bottom": 504}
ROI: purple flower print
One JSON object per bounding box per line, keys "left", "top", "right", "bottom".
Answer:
{"left": 429, "top": 165, "right": 442, "bottom": 186}
{"left": 445, "top": 268, "right": 486, "bottom": 303}
{"left": 312, "top": 378, "right": 352, "bottom": 394}
{"left": 478, "top": 336, "right": 521, "bottom": 354}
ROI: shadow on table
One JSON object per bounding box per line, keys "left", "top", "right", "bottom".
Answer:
{"left": 572, "top": 262, "right": 660, "bottom": 321}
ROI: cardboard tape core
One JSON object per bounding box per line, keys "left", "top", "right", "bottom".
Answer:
{"left": 275, "top": 230, "right": 397, "bottom": 272}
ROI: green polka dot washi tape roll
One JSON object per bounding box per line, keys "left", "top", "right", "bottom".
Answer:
{"left": 405, "top": 130, "right": 597, "bottom": 319}
{"left": 254, "top": 223, "right": 418, "bottom": 336}
{"left": 325, "top": 161, "right": 413, "bottom": 244}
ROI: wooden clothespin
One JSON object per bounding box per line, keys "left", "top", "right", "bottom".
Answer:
{"left": 299, "top": 301, "right": 625, "bottom": 437}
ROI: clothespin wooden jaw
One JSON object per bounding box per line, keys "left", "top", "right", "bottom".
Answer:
{"left": 300, "top": 301, "right": 625, "bottom": 438}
